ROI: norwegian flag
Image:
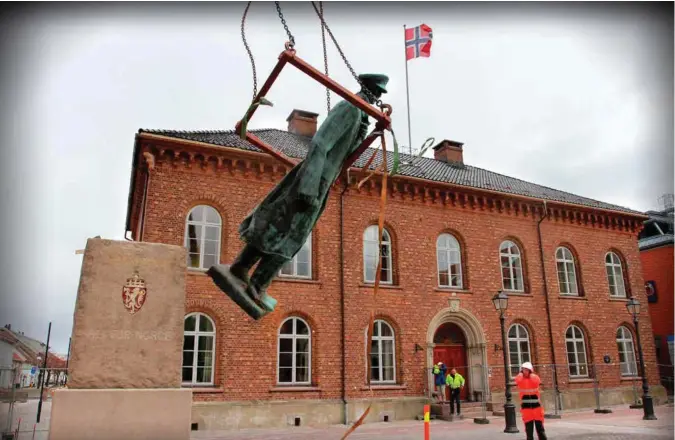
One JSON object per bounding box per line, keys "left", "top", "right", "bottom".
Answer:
{"left": 405, "top": 24, "right": 433, "bottom": 61}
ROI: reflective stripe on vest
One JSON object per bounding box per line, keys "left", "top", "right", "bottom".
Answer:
{"left": 520, "top": 394, "right": 541, "bottom": 409}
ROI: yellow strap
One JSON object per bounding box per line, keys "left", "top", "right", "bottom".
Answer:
{"left": 424, "top": 412, "right": 430, "bottom": 422}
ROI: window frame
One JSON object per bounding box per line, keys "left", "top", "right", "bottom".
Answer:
{"left": 184, "top": 205, "right": 222, "bottom": 271}
{"left": 565, "top": 325, "right": 589, "bottom": 378}
{"left": 182, "top": 312, "right": 216, "bottom": 386}
{"left": 499, "top": 240, "right": 525, "bottom": 292}
{"left": 605, "top": 252, "right": 627, "bottom": 298}
{"left": 616, "top": 326, "right": 638, "bottom": 377}
{"left": 277, "top": 317, "right": 312, "bottom": 386}
{"left": 556, "top": 246, "right": 579, "bottom": 296}
{"left": 436, "top": 233, "right": 463, "bottom": 289}
{"left": 279, "top": 232, "right": 313, "bottom": 279}
{"left": 366, "top": 320, "right": 397, "bottom": 384}
{"left": 507, "top": 323, "right": 531, "bottom": 379}
{"left": 363, "top": 226, "right": 393, "bottom": 285}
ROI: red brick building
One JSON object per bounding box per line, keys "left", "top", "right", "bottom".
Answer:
{"left": 639, "top": 204, "right": 674, "bottom": 395}
{"left": 124, "top": 110, "right": 666, "bottom": 430}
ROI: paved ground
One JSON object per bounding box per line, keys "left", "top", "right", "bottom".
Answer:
{"left": 190, "top": 406, "right": 674, "bottom": 440}
{"left": 0, "top": 400, "right": 672, "bottom": 440}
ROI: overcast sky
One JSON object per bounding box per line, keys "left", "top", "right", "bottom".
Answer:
{"left": 0, "top": 2, "right": 672, "bottom": 354}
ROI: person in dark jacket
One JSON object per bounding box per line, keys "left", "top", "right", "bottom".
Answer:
{"left": 433, "top": 362, "right": 447, "bottom": 401}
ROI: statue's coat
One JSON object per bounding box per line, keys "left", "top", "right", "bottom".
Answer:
{"left": 239, "top": 96, "right": 370, "bottom": 260}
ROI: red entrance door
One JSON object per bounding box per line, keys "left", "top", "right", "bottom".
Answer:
{"left": 433, "top": 323, "right": 469, "bottom": 401}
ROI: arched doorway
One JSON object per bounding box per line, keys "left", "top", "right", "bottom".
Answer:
{"left": 427, "top": 306, "right": 488, "bottom": 404}
{"left": 433, "top": 323, "right": 469, "bottom": 401}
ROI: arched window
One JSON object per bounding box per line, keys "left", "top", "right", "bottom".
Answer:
{"left": 278, "top": 317, "right": 311, "bottom": 385}
{"left": 367, "top": 320, "right": 396, "bottom": 384}
{"left": 363, "top": 226, "right": 393, "bottom": 284}
{"left": 182, "top": 313, "right": 215, "bottom": 385}
{"left": 280, "top": 232, "right": 312, "bottom": 278}
{"left": 556, "top": 247, "right": 579, "bottom": 295}
{"left": 565, "top": 325, "right": 589, "bottom": 378}
{"left": 508, "top": 324, "right": 531, "bottom": 378}
{"left": 437, "top": 234, "right": 463, "bottom": 288}
{"left": 616, "top": 326, "right": 638, "bottom": 377}
{"left": 605, "top": 252, "right": 627, "bottom": 298}
{"left": 185, "top": 205, "right": 221, "bottom": 270}
{"left": 500, "top": 240, "right": 524, "bottom": 292}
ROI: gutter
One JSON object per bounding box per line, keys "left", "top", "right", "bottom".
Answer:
{"left": 339, "top": 177, "right": 349, "bottom": 425}
{"left": 536, "top": 200, "right": 562, "bottom": 417}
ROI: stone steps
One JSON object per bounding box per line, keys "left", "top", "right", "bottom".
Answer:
{"left": 430, "top": 402, "right": 489, "bottom": 421}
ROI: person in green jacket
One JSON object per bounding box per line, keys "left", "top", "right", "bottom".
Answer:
{"left": 445, "top": 368, "right": 465, "bottom": 416}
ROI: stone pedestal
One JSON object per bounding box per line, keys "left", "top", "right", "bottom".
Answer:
{"left": 49, "top": 238, "right": 192, "bottom": 440}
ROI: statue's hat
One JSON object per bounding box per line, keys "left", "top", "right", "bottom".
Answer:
{"left": 358, "top": 73, "right": 389, "bottom": 94}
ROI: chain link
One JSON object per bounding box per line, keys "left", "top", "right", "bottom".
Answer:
{"left": 275, "top": 2, "right": 295, "bottom": 48}
{"left": 310, "top": 1, "right": 381, "bottom": 107}
{"left": 319, "top": 1, "right": 330, "bottom": 114}
{"left": 241, "top": 1, "right": 257, "bottom": 99}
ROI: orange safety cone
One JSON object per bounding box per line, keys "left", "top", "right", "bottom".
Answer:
{"left": 424, "top": 404, "right": 430, "bottom": 440}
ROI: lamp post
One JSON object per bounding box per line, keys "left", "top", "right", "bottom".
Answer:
{"left": 626, "top": 297, "right": 657, "bottom": 420}
{"left": 493, "top": 291, "right": 519, "bottom": 433}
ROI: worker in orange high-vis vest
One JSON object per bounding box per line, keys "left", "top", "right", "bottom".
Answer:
{"left": 514, "top": 362, "right": 547, "bottom": 440}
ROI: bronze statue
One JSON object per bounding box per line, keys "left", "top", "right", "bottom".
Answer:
{"left": 208, "top": 73, "right": 389, "bottom": 320}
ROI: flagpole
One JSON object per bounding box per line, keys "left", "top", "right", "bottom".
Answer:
{"left": 403, "top": 24, "right": 413, "bottom": 156}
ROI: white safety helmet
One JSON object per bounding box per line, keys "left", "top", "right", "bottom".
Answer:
{"left": 521, "top": 362, "right": 534, "bottom": 372}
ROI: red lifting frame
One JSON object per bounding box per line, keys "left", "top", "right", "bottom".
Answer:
{"left": 234, "top": 49, "right": 393, "bottom": 174}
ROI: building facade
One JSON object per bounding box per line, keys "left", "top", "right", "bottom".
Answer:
{"left": 125, "top": 110, "right": 665, "bottom": 430}
{"left": 639, "top": 203, "right": 674, "bottom": 395}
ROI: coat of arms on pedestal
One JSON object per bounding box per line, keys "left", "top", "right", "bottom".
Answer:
{"left": 122, "top": 272, "right": 147, "bottom": 315}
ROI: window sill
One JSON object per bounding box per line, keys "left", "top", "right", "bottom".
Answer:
{"left": 568, "top": 378, "right": 593, "bottom": 384}
{"left": 360, "top": 384, "right": 407, "bottom": 391}
{"left": 270, "top": 386, "right": 321, "bottom": 393}
{"left": 609, "top": 297, "right": 629, "bottom": 302}
{"left": 558, "top": 295, "right": 587, "bottom": 300}
{"left": 186, "top": 268, "right": 208, "bottom": 276}
{"left": 621, "top": 376, "right": 642, "bottom": 381}
{"left": 359, "top": 283, "right": 403, "bottom": 290}
{"left": 435, "top": 288, "right": 472, "bottom": 294}
{"left": 182, "top": 386, "right": 223, "bottom": 394}
{"left": 275, "top": 277, "right": 321, "bottom": 285}
{"left": 505, "top": 292, "right": 531, "bottom": 297}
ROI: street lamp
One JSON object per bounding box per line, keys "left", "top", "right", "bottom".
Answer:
{"left": 492, "top": 291, "right": 519, "bottom": 433}
{"left": 626, "top": 297, "right": 657, "bottom": 420}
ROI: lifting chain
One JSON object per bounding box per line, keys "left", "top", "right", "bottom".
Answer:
{"left": 319, "top": 1, "right": 330, "bottom": 114}
{"left": 275, "top": 1, "right": 295, "bottom": 49}
{"left": 241, "top": 1, "right": 258, "bottom": 100}
{"left": 310, "top": 1, "right": 382, "bottom": 108}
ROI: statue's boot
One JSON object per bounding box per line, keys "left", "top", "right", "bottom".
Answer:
{"left": 243, "top": 284, "right": 276, "bottom": 312}
{"left": 207, "top": 265, "right": 268, "bottom": 320}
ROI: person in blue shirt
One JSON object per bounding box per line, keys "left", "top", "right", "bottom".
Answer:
{"left": 433, "top": 362, "right": 448, "bottom": 401}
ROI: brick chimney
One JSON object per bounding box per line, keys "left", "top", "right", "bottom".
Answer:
{"left": 433, "top": 140, "right": 465, "bottom": 165}
{"left": 286, "top": 109, "right": 319, "bottom": 138}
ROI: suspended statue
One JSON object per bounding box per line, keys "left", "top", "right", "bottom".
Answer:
{"left": 207, "top": 74, "right": 389, "bottom": 320}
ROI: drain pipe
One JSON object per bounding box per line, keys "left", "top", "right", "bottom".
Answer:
{"left": 339, "top": 177, "right": 349, "bottom": 425}
{"left": 536, "top": 200, "right": 562, "bottom": 418}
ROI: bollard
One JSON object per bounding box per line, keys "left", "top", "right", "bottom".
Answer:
{"left": 423, "top": 404, "right": 430, "bottom": 440}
